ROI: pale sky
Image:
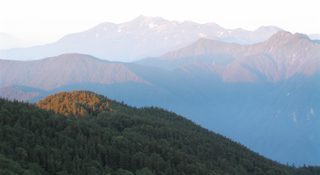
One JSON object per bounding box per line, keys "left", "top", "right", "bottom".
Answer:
{"left": 0, "top": 0, "right": 319, "bottom": 46}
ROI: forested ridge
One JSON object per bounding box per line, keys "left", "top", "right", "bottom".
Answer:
{"left": 0, "top": 91, "right": 319, "bottom": 175}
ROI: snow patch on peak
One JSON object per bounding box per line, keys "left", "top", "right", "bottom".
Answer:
{"left": 198, "top": 33, "right": 207, "bottom": 38}
{"left": 148, "top": 23, "right": 157, "bottom": 29}
{"left": 117, "top": 26, "right": 124, "bottom": 32}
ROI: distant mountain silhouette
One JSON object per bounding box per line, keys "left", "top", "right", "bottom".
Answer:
{"left": 137, "top": 31, "right": 320, "bottom": 82}
{"left": 0, "top": 16, "right": 282, "bottom": 61}
{"left": 0, "top": 53, "right": 149, "bottom": 90}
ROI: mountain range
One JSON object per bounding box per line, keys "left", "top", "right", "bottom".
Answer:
{"left": 1, "top": 30, "right": 319, "bottom": 166}
{"left": 136, "top": 31, "right": 320, "bottom": 82}
{"left": 0, "top": 15, "right": 282, "bottom": 62}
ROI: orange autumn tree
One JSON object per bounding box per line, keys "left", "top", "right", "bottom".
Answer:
{"left": 37, "top": 91, "right": 112, "bottom": 117}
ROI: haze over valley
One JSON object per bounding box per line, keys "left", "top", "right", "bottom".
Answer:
{"left": 1, "top": 14, "right": 319, "bottom": 168}
{"left": 2, "top": 0, "right": 320, "bottom": 174}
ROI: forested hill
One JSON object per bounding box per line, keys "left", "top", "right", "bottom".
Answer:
{"left": 0, "top": 91, "right": 319, "bottom": 175}
{"left": 36, "top": 91, "right": 113, "bottom": 117}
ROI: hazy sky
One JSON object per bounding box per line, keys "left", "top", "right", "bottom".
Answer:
{"left": 0, "top": 0, "right": 318, "bottom": 46}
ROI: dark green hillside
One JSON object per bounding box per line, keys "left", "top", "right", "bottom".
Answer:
{"left": 0, "top": 91, "right": 319, "bottom": 175}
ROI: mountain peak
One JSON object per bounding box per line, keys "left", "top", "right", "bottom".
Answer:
{"left": 180, "top": 20, "right": 198, "bottom": 25}
{"left": 133, "top": 15, "right": 153, "bottom": 22}
{"left": 134, "top": 15, "right": 152, "bottom": 20}
{"left": 273, "top": 30, "right": 292, "bottom": 37}
{"left": 264, "top": 30, "right": 311, "bottom": 46}
{"left": 204, "top": 22, "right": 224, "bottom": 30}
{"left": 255, "top": 26, "right": 282, "bottom": 32}
{"left": 44, "top": 53, "right": 107, "bottom": 63}
{"left": 0, "top": 53, "right": 149, "bottom": 90}
{"left": 131, "top": 15, "right": 168, "bottom": 23}
{"left": 292, "top": 32, "right": 310, "bottom": 40}
{"left": 160, "top": 38, "right": 240, "bottom": 60}
{"left": 268, "top": 30, "right": 310, "bottom": 40}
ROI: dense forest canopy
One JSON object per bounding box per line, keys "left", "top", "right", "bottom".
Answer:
{"left": 0, "top": 91, "right": 319, "bottom": 174}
